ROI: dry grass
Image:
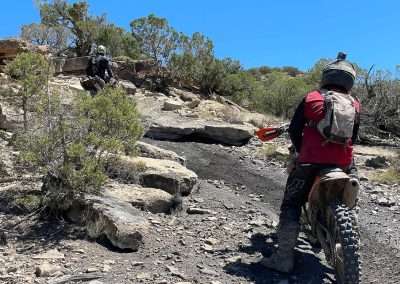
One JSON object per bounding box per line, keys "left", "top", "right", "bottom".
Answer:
{"left": 258, "top": 144, "right": 279, "bottom": 157}
{"left": 221, "top": 107, "right": 245, "bottom": 124}
{"left": 370, "top": 169, "right": 400, "bottom": 184}
{"left": 198, "top": 111, "right": 218, "bottom": 121}
{"left": 369, "top": 155, "right": 400, "bottom": 184}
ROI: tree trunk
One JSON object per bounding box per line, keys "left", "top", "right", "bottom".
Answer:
{"left": 22, "top": 97, "right": 28, "bottom": 133}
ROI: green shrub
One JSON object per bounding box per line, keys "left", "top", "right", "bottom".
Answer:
{"left": 4, "top": 52, "right": 49, "bottom": 133}
{"left": 0, "top": 160, "right": 7, "bottom": 178}
{"left": 13, "top": 194, "right": 41, "bottom": 213}
{"left": 17, "top": 86, "right": 143, "bottom": 211}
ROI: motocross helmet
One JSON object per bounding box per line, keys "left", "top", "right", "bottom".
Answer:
{"left": 320, "top": 52, "right": 356, "bottom": 93}
{"left": 97, "top": 45, "right": 106, "bottom": 54}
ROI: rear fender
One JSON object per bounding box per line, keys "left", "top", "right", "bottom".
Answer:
{"left": 343, "top": 178, "right": 359, "bottom": 209}
{"left": 308, "top": 168, "right": 353, "bottom": 207}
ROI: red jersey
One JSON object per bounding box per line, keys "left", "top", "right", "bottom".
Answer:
{"left": 297, "top": 90, "right": 360, "bottom": 165}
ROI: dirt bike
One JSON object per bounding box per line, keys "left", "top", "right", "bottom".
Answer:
{"left": 256, "top": 125, "right": 361, "bottom": 284}
{"left": 80, "top": 75, "right": 120, "bottom": 94}
{"left": 80, "top": 67, "right": 125, "bottom": 95}
{"left": 300, "top": 168, "right": 361, "bottom": 283}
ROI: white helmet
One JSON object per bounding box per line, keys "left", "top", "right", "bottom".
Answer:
{"left": 97, "top": 45, "right": 106, "bottom": 54}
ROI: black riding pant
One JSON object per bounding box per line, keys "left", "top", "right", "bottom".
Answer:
{"left": 279, "top": 162, "right": 358, "bottom": 222}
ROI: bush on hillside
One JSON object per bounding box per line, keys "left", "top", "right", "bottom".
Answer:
{"left": 16, "top": 86, "right": 143, "bottom": 211}
{"left": 130, "top": 14, "right": 182, "bottom": 71}
{"left": 4, "top": 52, "right": 49, "bottom": 133}
{"left": 96, "top": 24, "right": 141, "bottom": 59}
{"left": 168, "top": 32, "right": 242, "bottom": 94}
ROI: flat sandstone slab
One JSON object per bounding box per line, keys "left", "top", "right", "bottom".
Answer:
{"left": 85, "top": 195, "right": 149, "bottom": 250}
{"left": 104, "top": 182, "right": 174, "bottom": 213}
{"left": 118, "top": 156, "right": 198, "bottom": 195}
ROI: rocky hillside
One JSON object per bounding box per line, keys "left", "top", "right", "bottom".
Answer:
{"left": 1, "top": 53, "right": 400, "bottom": 284}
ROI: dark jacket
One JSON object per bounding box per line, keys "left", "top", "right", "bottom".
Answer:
{"left": 86, "top": 54, "right": 114, "bottom": 80}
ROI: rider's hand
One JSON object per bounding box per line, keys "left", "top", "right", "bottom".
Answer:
{"left": 287, "top": 146, "right": 298, "bottom": 173}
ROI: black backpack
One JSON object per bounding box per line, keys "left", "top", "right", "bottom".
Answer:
{"left": 86, "top": 55, "right": 100, "bottom": 77}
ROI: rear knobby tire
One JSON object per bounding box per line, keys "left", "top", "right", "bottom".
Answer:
{"left": 328, "top": 202, "right": 361, "bottom": 284}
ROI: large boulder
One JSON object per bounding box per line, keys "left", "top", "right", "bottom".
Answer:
{"left": 0, "top": 38, "right": 49, "bottom": 63}
{"left": 0, "top": 103, "right": 20, "bottom": 130}
{"left": 164, "top": 99, "right": 184, "bottom": 111}
{"left": 0, "top": 106, "right": 9, "bottom": 130}
{"left": 52, "top": 56, "right": 89, "bottom": 73}
{"left": 365, "top": 155, "right": 390, "bottom": 169}
{"left": 146, "top": 119, "right": 256, "bottom": 146}
{"left": 136, "top": 141, "right": 186, "bottom": 166}
{"left": 119, "top": 80, "right": 137, "bottom": 95}
{"left": 202, "top": 122, "right": 257, "bottom": 145}
{"left": 117, "top": 156, "right": 198, "bottom": 195}
{"left": 85, "top": 195, "right": 149, "bottom": 250}
{"left": 104, "top": 182, "right": 174, "bottom": 213}
{"left": 169, "top": 88, "right": 201, "bottom": 109}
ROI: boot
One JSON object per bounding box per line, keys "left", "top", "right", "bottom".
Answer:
{"left": 260, "top": 220, "right": 300, "bottom": 273}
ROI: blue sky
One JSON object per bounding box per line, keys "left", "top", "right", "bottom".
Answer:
{"left": 1, "top": 0, "right": 399, "bottom": 72}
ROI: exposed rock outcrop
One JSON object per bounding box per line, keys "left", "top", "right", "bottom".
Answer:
{"left": 164, "top": 99, "right": 184, "bottom": 111}
{"left": 119, "top": 80, "right": 137, "bottom": 95}
{"left": 169, "top": 87, "right": 201, "bottom": 109}
{"left": 136, "top": 141, "right": 186, "bottom": 166}
{"left": 0, "top": 103, "right": 20, "bottom": 130}
{"left": 117, "top": 156, "right": 198, "bottom": 195}
{"left": 85, "top": 195, "right": 149, "bottom": 250}
{"left": 52, "top": 56, "right": 89, "bottom": 74}
{"left": 146, "top": 119, "right": 255, "bottom": 146}
{"left": 0, "top": 38, "right": 49, "bottom": 64}
{"left": 0, "top": 105, "right": 9, "bottom": 130}
{"left": 104, "top": 182, "right": 174, "bottom": 214}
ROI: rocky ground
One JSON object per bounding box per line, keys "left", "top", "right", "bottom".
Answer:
{"left": 1, "top": 73, "right": 400, "bottom": 284}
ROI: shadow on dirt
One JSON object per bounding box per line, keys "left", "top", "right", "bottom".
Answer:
{"left": 0, "top": 180, "right": 88, "bottom": 252}
{"left": 224, "top": 233, "right": 334, "bottom": 284}
{"left": 95, "top": 234, "right": 135, "bottom": 253}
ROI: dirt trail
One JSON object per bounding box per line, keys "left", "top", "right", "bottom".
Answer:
{"left": 148, "top": 138, "right": 400, "bottom": 284}
{"left": 1, "top": 137, "right": 399, "bottom": 283}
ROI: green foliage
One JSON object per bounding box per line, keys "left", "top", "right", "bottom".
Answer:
{"left": 0, "top": 160, "right": 6, "bottom": 178}
{"left": 229, "top": 70, "right": 311, "bottom": 118}
{"left": 218, "top": 71, "right": 259, "bottom": 98}
{"left": 130, "top": 14, "right": 182, "bottom": 69}
{"left": 258, "top": 72, "right": 310, "bottom": 117}
{"left": 0, "top": 130, "right": 7, "bottom": 141}
{"left": 17, "top": 86, "right": 143, "bottom": 211}
{"left": 39, "top": 0, "right": 107, "bottom": 55}
{"left": 13, "top": 194, "right": 41, "bottom": 213}
{"left": 4, "top": 52, "right": 49, "bottom": 132}
{"left": 21, "top": 23, "right": 71, "bottom": 53}
{"left": 247, "top": 65, "right": 301, "bottom": 79}
{"left": 96, "top": 24, "right": 141, "bottom": 59}
{"left": 302, "top": 58, "right": 331, "bottom": 88}
{"left": 168, "top": 32, "right": 242, "bottom": 93}
{"left": 77, "top": 86, "right": 143, "bottom": 155}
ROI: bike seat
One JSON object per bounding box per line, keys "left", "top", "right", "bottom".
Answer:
{"left": 318, "top": 167, "right": 349, "bottom": 183}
